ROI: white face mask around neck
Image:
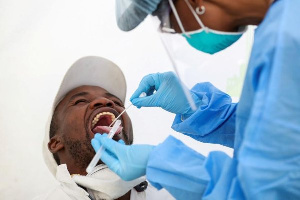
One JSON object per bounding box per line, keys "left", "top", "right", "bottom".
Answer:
{"left": 72, "top": 165, "right": 146, "bottom": 200}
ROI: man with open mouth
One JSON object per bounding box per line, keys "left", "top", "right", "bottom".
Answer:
{"left": 36, "top": 56, "right": 173, "bottom": 200}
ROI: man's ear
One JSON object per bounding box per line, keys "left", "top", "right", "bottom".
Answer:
{"left": 48, "top": 135, "right": 64, "bottom": 153}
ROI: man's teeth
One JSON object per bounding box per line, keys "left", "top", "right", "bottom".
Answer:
{"left": 92, "top": 112, "right": 116, "bottom": 127}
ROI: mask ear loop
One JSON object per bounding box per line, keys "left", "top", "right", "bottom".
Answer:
{"left": 183, "top": 0, "right": 209, "bottom": 33}
{"left": 168, "top": 0, "right": 189, "bottom": 37}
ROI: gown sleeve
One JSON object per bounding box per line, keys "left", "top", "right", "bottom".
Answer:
{"left": 146, "top": 136, "right": 243, "bottom": 200}
{"left": 172, "top": 82, "right": 237, "bottom": 148}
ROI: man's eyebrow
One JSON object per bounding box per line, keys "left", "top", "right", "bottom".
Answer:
{"left": 105, "top": 93, "right": 123, "bottom": 103}
{"left": 69, "top": 92, "right": 89, "bottom": 102}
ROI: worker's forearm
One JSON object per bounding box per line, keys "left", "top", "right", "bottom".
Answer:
{"left": 172, "top": 82, "right": 237, "bottom": 148}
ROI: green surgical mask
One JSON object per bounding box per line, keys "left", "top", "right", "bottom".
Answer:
{"left": 168, "top": 0, "right": 246, "bottom": 54}
{"left": 183, "top": 28, "right": 244, "bottom": 54}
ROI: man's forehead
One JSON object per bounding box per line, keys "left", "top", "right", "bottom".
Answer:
{"left": 55, "top": 85, "right": 122, "bottom": 110}
{"left": 66, "top": 85, "right": 108, "bottom": 99}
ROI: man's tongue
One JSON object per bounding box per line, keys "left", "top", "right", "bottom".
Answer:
{"left": 92, "top": 126, "right": 123, "bottom": 135}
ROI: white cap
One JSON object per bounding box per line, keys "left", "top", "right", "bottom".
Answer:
{"left": 43, "top": 56, "right": 127, "bottom": 176}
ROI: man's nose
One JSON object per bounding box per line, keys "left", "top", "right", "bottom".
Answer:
{"left": 89, "top": 97, "right": 114, "bottom": 109}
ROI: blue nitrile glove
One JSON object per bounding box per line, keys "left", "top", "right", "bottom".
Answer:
{"left": 130, "top": 72, "right": 201, "bottom": 116}
{"left": 91, "top": 133, "right": 154, "bottom": 181}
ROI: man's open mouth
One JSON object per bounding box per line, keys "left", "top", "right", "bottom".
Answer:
{"left": 90, "top": 110, "right": 123, "bottom": 136}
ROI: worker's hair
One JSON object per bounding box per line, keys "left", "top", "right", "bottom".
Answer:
{"left": 49, "top": 109, "right": 61, "bottom": 165}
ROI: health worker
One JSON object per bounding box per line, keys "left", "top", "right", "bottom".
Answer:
{"left": 91, "top": 0, "right": 300, "bottom": 199}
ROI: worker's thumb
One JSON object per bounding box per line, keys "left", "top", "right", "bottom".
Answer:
{"left": 130, "top": 74, "right": 157, "bottom": 101}
{"left": 131, "top": 95, "right": 157, "bottom": 108}
{"left": 94, "top": 134, "right": 121, "bottom": 156}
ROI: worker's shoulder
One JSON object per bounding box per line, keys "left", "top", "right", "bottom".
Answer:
{"left": 253, "top": 0, "right": 300, "bottom": 57}
{"left": 264, "top": 0, "right": 300, "bottom": 39}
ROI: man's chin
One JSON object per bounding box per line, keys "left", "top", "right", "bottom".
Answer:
{"left": 63, "top": 134, "right": 96, "bottom": 173}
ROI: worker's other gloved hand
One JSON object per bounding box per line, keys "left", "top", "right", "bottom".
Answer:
{"left": 130, "top": 72, "right": 201, "bottom": 116}
{"left": 91, "top": 133, "right": 154, "bottom": 181}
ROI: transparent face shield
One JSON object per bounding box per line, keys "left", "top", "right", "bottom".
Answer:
{"left": 152, "top": 0, "right": 253, "bottom": 102}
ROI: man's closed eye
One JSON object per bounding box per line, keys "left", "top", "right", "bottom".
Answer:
{"left": 74, "top": 99, "right": 88, "bottom": 105}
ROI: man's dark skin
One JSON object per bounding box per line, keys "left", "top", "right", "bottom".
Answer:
{"left": 48, "top": 85, "right": 133, "bottom": 200}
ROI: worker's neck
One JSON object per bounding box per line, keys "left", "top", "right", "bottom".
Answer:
{"left": 237, "top": 0, "right": 274, "bottom": 26}
{"left": 217, "top": 0, "right": 273, "bottom": 27}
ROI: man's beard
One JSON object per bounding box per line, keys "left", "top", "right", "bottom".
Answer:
{"left": 63, "top": 132, "right": 96, "bottom": 170}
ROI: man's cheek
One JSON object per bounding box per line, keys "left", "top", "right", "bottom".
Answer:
{"left": 66, "top": 110, "right": 86, "bottom": 126}
{"left": 64, "top": 118, "right": 85, "bottom": 135}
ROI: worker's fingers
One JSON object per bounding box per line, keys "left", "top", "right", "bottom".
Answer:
{"left": 95, "top": 134, "right": 125, "bottom": 146}
{"left": 100, "top": 150, "right": 120, "bottom": 173}
{"left": 118, "top": 139, "right": 125, "bottom": 145}
{"left": 94, "top": 133, "right": 108, "bottom": 140}
{"left": 131, "top": 95, "right": 157, "bottom": 108}
{"left": 91, "top": 138, "right": 101, "bottom": 152}
{"left": 130, "top": 74, "right": 157, "bottom": 101}
{"left": 146, "top": 86, "right": 155, "bottom": 96}
{"left": 96, "top": 135, "right": 124, "bottom": 156}
{"left": 91, "top": 133, "right": 108, "bottom": 152}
